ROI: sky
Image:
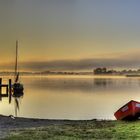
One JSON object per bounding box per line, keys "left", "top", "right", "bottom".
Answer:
{"left": 1, "top": 0, "right": 140, "bottom": 71}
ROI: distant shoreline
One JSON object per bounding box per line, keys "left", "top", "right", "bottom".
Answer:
{"left": 0, "top": 73, "right": 125, "bottom": 76}
{"left": 0, "top": 71, "right": 129, "bottom": 76}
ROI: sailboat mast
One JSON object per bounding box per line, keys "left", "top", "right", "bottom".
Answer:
{"left": 15, "top": 41, "right": 18, "bottom": 79}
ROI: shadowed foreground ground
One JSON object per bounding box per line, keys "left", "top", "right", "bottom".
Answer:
{"left": 0, "top": 115, "right": 140, "bottom": 140}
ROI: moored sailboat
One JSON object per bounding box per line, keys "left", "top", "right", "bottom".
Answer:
{"left": 12, "top": 41, "right": 24, "bottom": 94}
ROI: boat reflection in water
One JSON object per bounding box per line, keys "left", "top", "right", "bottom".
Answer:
{"left": 13, "top": 91, "right": 24, "bottom": 117}
{"left": 9, "top": 90, "right": 24, "bottom": 117}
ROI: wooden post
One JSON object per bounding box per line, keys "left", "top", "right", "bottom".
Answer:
{"left": 9, "top": 79, "right": 12, "bottom": 104}
{"left": 0, "top": 78, "right": 2, "bottom": 94}
{"left": 9, "top": 79, "right": 12, "bottom": 95}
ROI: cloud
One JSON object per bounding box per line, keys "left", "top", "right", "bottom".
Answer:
{"left": 1, "top": 51, "right": 140, "bottom": 71}
{"left": 19, "top": 56, "right": 140, "bottom": 71}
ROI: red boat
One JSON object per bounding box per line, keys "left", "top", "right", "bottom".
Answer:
{"left": 114, "top": 100, "right": 140, "bottom": 120}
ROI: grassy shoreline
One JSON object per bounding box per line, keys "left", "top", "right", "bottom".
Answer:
{"left": 0, "top": 115, "right": 139, "bottom": 140}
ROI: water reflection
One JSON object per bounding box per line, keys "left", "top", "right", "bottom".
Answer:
{"left": 23, "top": 76, "right": 140, "bottom": 120}
{"left": 93, "top": 78, "right": 113, "bottom": 87}
{"left": 27, "top": 76, "right": 140, "bottom": 93}
{"left": 0, "top": 89, "right": 24, "bottom": 117}
{"left": 0, "top": 94, "right": 9, "bottom": 102}
{"left": 1, "top": 76, "right": 140, "bottom": 120}
{"left": 13, "top": 92, "right": 24, "bottom": 117}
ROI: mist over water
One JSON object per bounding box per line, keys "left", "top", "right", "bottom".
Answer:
{"left": 0, "top": 75, "right": 140, "bottom": 120}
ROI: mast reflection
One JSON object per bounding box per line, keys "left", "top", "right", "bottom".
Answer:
{"left": 8, "top": 91, "right": 24, "bottom": 117}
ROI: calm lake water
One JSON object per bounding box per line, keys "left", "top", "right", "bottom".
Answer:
{"left": 1, "top": 75, "right": 140, "bottom": 120}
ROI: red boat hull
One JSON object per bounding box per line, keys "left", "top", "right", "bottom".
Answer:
{"left": 114, "top": 100, "right": 140, "bottom": 120}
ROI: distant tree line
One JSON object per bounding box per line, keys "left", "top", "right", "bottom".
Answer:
{"left": 94, "top": 68, "right": 115, "bottom": 75}
{"left": 94, "top": 68, "right": 140, "bottom": 75}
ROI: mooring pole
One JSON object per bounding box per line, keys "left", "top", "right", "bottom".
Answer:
{"left": 9, "top": 79, "right": 12, "bottom": 95}
{"left": 0, "top": 78, "right": 2, "bottom": 94}
{"left": 9, "top": 79, "right": 12, "bottom": 104}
